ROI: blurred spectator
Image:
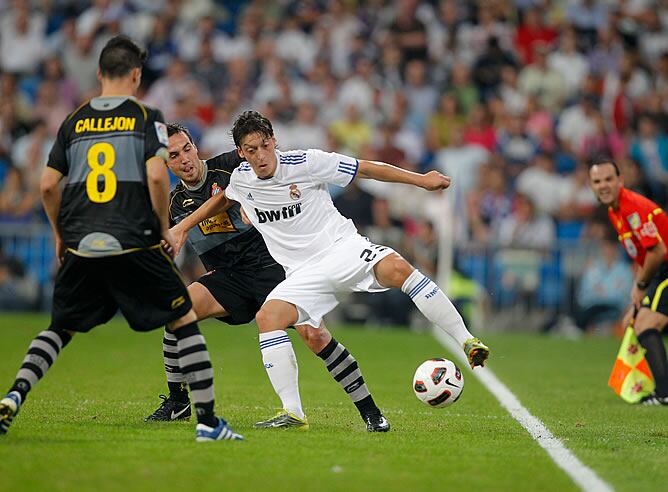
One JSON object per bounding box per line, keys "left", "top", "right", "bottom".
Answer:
{"left": 412, "top": 220, "right": 438, "bottom": 277}
{"left": 63, "top": 32, "right": 100, "bottom": 98}
{"left": 426, "top": 93, "right": 465, "bottom": 151}
{"left": 282, "top": 101, "right": 328, "bottom": 151}
{"left": 496, "top": 192, "right": 556, "bottom": 249}
{"left": 0, "top": 1, "right": 45, "bottom": 74}
{"left": 338, "top": 58, "right": 376, "bottom": 114}
{"left": 630, "top": 114, "right": 668, "bottom": 204}
{"left": 639, "top": 10, "right": 668, "bottom": 65}
{"left": 467, "top": 164, "right": 512, "bottom": 242}
{"left": 329, "top": 104, "right": 373, "bottom": 155}
{"left": 144, "top": 57, "right": 199, "bottom": 121}
{"left": 557, "top": 93, "right": 598, "bottom": 156}
{"left": 566, "top": 0, "right": 608, "bottom": 49}
{"left": 579, "top": 109, "right": 626, "bottom": 160}
{"left": 403, "top": 59, "right": 437, "bottom": 132}
{"left": 333, "top": 181, "right": 375, "bottom": 230}
{"left": 374, "top": 122, "right": 407, "bottom": 169}
{"left": 0, "top": 256, "right": 39, "bottom": 310}
{"left": 40, "top": 56, "right": 79, "bottom": 110}
{"left": 525, "top": 95, "right": 556, "bottom": 153}
{"left": 462, "top": 104, "right": 497, "bottom": 152}
{"left": 0, "top": 167, "right": 39, "bottom": 221}
{"left": 449, "top": 61, "right": 479, "bottom": 117}
{"left": 496, "top": 112, "right": 540, "bottom": 170}
{"left": 516, "top": 153, "right": 570, "bottom": 215}
{"left": 32, "top": 81, "right": 73, "bottom": 137}
{"left": 200, "top": 105, "right": 235, "bottom": 157}
{"left": 366, "top": 198, "right": 405, "bottom": 253}
{"left": 435, "top": 126, "right": 489, "bottom": 200}
{"left": 472, "top": 36, "right": 518, "bottom": 100}
{"left": 498, "top": 64, "right": 528, "bottom": 115}
{"left": 548, "top": 28, "right": 589, "bottom": 98}
{"left": 518, "top": 42, "right": 566, "bottom": 113}
{"left": 619, "top": 156, "right": 654, "bottom": 200}
{"left": 574, "top": 237, "right": 634, "bottom": 333}
{"left": 588, "top": 27, "right": 624, "bottom": 77}
{"left": 143, "top": 16, "right": 177, "bottom": 86}
{"left": 513, "top": 6, "right": 558, "bottom": 65}
{"left": 388, "top": 0, "right": 429, "bottom": 63}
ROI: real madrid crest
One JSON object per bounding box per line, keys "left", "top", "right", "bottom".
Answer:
{"left": 289, "top": 184, "right": 301, "bottom": 200}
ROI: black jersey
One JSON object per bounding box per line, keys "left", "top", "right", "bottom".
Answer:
{"left": 169, "top": 151, "right": 277, "bottom": 272}
{"left": 47, "top": 96, "right": 169, "bottom": 256}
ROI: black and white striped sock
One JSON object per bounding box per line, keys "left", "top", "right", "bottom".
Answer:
{"left": 162, "top": 330, "right": 189, "bottom": 402}
{"left": 172, "top": 322, "right": 217, "bottom": 427}
{"left": 317, "top": 338, "right": 380, "bottom": 417}
{"left": 10, "top": 328, "right": 72, "bottom": 401}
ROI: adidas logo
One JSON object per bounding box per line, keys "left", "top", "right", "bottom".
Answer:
{"left": 247, "top": 193, "right": 254, "bottom": 201}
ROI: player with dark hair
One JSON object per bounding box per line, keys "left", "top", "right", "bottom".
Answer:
{"left": 173, "top": 110, "right": 490, "bottom": 427}
{"left": 145, "top": 123, "right": 389, "bottom": 431}
{"left": 589, "top": 158, "right": 668, "bottom": 405}
{"left": 0, "top": 36, "right": 243, "bottom": 441}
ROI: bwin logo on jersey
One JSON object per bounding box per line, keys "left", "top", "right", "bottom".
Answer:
{"left": 255, "top": 203, "right": 302, "bottom": 223}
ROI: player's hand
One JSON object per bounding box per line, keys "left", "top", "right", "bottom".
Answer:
{"left": 55, "top": 236, "right": 66, "bottom": 266}
{"left": 161, "top": 229, "right": 177, "bottom": 258}
{"left": 630, "top": 284, "right": 647, "bottom": 310}
{"left": 419, "top": 170, "right": 451, "bottom": 191}
{"left": 169, "top": 223, "right": 188, "bottom": 257}
{"left": 240, "top": 206, "right": 251, "bottom": 225}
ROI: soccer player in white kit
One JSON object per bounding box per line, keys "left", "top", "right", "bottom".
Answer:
{"left": 186, "top": 111, "right": 491, "bottom": 429}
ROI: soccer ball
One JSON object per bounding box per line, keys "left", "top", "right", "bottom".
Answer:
{"left": 412, "top": 358, "right": 464, "bottom": 408}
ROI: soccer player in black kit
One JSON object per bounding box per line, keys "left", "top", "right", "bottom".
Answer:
{"left": 0, "top": 36, "right": 242, "bottom": 442}
{"left": 144, "top": 123, "right": 389, "bottom": 431}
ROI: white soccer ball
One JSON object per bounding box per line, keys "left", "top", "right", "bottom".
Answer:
{"left": 413, "top": 358, "right": 464, "bottom": 408}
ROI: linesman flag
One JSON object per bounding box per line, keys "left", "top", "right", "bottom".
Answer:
{"left": 608, "top": 326, "right": 655, "bottom": 403}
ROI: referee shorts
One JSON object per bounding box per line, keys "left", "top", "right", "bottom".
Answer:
{"left": 641, "top": 262, "right": 668, "bottom": 316}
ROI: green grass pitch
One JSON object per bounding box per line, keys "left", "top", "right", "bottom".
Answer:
{"left": 0, "top": 313, "right": 665, "bottom": 491}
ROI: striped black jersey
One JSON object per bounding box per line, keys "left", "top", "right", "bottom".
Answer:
{"left": 47, "top": 96, "right": 169, "bottom": 256}
{"left": 169, "top": 151, "right": 277, "bottom": 272}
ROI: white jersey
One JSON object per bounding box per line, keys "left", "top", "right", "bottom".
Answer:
{"left": 225, "top": 149, "right": 359, "bottom": 273}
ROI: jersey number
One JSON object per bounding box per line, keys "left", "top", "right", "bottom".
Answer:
{"left": 86, "top": 142, "right": 117, "bottom": 203}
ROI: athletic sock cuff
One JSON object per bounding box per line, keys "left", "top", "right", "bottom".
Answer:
{"left": 317, "top": 338, "right": 338, "bottom": 360}
{"left": 171, "top": 322, "right": 200, "bottom": 340}
{"left": 637, "top": 328, "right": 661, "bottom": 343}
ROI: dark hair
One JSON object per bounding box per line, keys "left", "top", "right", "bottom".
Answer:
{"left": 588, "top": 157, "right": 620, "bottom": 176}
{"left": 232, "top": 110, "right": 274, "bottom": 147}
{"left": 98, "top": 36, "right": 146, "bottom": 78}
{"left": 167, "top": 122, "right": 194, "bottom": 144}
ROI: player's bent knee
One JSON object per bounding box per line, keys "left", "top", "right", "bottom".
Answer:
{"left": 375, "top": 254, "right": 415, "bottom": 288}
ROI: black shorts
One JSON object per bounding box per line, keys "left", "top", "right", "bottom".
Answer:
{"left": 51, "top": 246, "right": 192, "bottom": 333}
{"left": 196, "top": 263, "right": 285, "bottom": 325}
{"left": 643, "top": 262, "right": 668, "bottom": 316}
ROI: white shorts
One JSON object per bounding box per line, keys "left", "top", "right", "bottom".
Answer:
{"left": 265, "top": 234, "right": 396, "bottom": 327}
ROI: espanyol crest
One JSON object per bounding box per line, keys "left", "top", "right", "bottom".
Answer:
{"left": 211, "top": 182, "right": 222, "bottom": 196}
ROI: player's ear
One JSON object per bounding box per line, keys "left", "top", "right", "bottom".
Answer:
{"left": 96, "top": 69, "right": 102, "bottom": 83}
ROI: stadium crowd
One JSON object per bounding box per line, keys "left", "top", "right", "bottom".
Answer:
{"left": 0, "top": 0, "right": 666, "bottom": 331}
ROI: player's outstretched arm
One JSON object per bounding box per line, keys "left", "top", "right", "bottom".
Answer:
{"left": 356, "top": 160, "right": 451, "bottom": 191}
{"left": 170, "top": 192, "right": 234, "bottom": 256}
{"left": 41, "top": 167, "right": 66, "bottom": 264}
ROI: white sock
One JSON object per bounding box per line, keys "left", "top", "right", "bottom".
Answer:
{"left": 401, "top": 269, "right": 474, "bottom": 346}
{"left": 259, "top": 330, "right": 304, "bottom": 419}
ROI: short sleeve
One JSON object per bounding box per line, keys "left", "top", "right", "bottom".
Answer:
{"left": 627, "top": 197, "right": 662, "bottom": 249}
{"left": 47, "top": 122, "right": 69, "bottom": 175}
{"left": 638, "top": 212, "right": 662, "bottom": 249}
{"left": 305, "top": 149, "right": 358, "bottom": 187}
{"left": 224, "top": 173, "right": 241, "bottom": 202}
{"left": 145, "top": 109, "right": 169, "bottom": 162}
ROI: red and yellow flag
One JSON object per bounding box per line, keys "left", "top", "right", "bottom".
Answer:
{"left": 608, "top": 326, "right": 655, "bottom": 403}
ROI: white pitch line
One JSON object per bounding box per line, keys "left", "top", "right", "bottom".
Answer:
{"left": 433, "top": 329, "right": 614, "bottom": 492}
